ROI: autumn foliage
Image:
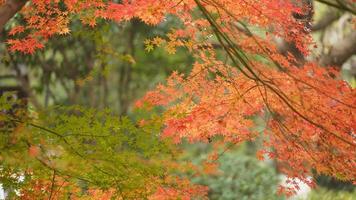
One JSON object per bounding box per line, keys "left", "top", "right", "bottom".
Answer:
{"left": 2, "top": 0, "right": 356, "bottom": 198}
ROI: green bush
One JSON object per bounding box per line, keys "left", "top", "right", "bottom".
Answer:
{"left": 306, "top": 188, "right": 356, "bottom": 200}
{"left": 184, "top": 143, "right": 284, "bottom": 200}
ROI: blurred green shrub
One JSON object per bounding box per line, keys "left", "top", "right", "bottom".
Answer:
{"left": 306, "top": 188, "right": 356, "bottom": 200}
{"left": 183, "top": 143, "right": 284, "bottom": 200}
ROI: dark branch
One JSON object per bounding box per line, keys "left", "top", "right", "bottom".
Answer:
{"left": 315, "top": 0, "right": 356, "bottom": 15}
{"left": 0, "top": 0, "right": 27, "bottom": 32}
{"left": 312, "top": 9, "right": 341, "bottom": 31}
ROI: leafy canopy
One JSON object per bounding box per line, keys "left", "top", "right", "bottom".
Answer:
{"left": 2, "top": 0, "right": 356, "bottom": 198}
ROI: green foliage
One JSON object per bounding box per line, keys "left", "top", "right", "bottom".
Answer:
{"left": 0, "top": 94, "right": 177, "bottom": 198}
{"left": 182, "top": 142, "right": 284, "bottom": 200}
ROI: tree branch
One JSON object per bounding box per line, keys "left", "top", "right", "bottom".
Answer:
{"left": 315, "top": 0, "right": 356, "bottom": 15}
{"left": 0, "top": 0, "right": 27, "bottom": 32}
{"left": 312, "top": 9, "right": 341, "bottom": 31}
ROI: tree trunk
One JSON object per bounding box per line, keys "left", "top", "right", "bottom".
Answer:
{"left": 319, "top": 32, "right": 356, "bottom": 67}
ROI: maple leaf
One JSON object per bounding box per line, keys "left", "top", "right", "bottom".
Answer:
{"left": 256, "top": 150, "right": 266, "bottom": 161}
{"left": 59, "top": 27, "right": 71, "bottom": 35}
{"left": 145, "top": 43, "right": 154, "bottom": 52}
{"left": 9, "top": 26, "right": 25, "bottom": 36}
{"left": 7, "top": 37, "right": 44, "bottom": 54}
{"left": 28, "top": 145, "right": 40, "bottom": 157}
{"left": 202, "top": 161, "right": 219, "bottom": 175}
